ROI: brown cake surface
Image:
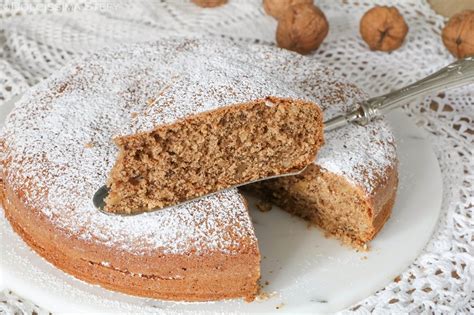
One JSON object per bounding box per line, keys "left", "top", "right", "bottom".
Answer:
{"left": 0, "top": 38, "right": 398, "bottom": 302}
{"left": 106, "top": 97, "right": 323, "bottom": 214}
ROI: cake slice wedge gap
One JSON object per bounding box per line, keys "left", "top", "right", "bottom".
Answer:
{"left": 104, "top": 97, "right": 324, "bottom": 214}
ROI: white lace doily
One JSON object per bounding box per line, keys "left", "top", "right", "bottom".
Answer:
{"left": 0, "top": 0, "right": 472, "bottom": 313}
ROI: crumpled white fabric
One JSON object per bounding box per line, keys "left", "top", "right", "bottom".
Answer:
{"left": 0, "top": 0, "right": 472, "bottom": 313}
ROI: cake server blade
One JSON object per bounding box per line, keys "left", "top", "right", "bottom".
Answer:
{"left": 324, "top": 56, "right": 474, "bottom": 131}
{"left": 93, "top": 167, "right": 308, "bottom": 215}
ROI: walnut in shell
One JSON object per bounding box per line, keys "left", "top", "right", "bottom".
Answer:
{"left": 276, "top": 3, "right": 329, "bottom": 55}
{"left": 360, "top": 6, "right": 409, "bottom": 52}
{"left": 442, "top": 10, "right": 474, "bottom": 58}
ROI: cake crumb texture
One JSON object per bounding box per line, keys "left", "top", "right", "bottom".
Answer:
{"left": 106, "top": 97, "right": 323, "bottom": 214}
{"left": 246, "top": 163, "right": 398, "bottom": 249}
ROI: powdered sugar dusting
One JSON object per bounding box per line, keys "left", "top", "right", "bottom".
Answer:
{"left": 116, "top": 40, "right": 302, "bottom": 135}
{"left": 1, "top": 38, "right": 396, "bottom": 256}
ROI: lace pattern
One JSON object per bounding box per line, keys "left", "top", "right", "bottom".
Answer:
{"left": 0, "top": 0, "right": 472, "bottom": 313}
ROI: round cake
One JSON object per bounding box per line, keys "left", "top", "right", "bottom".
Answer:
{"left": 0, "top": 38, "right": 398, "bottom": 301}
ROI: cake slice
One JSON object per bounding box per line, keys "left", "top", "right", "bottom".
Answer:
{"left": 105, "top": 97, "right": 323, "bottom": 214}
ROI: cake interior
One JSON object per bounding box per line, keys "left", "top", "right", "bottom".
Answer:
{"left": 246, "top": 164, "right": 397, "bottom": 248}
{"left": 105, "top": 97, "right": 324, "bottom": 214}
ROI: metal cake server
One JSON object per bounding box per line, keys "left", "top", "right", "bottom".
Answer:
{"left": 324, "top": 56, "right": 474, "bottom": 131}
{"left": 94, "top": 57, "right": 474, "bottom": 214}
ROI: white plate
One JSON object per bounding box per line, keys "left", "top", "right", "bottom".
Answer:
{"left": 0, "top": 93, "right": 442, "bottom": 314}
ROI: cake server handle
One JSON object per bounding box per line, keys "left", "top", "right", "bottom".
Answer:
{"left": 324, "top": 56, "right": 474, "bottom": 132}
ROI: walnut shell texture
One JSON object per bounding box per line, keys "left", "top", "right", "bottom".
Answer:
{"left": 276, "top": 4, "right": 329, "bottom": 55}
{"left": 263, "top": 0, "right": 313, "bottom": 20}
{"left": 360, "top": 6, "right": 409, "bottom": 52}
{"left": 192, "top": 0, "right": 228, "bottom": 8}
{"left": 442, "top": 10, "right": 474, "bottom": 58}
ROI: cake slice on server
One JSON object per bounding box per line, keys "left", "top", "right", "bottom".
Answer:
{"left": 103, "top": 42, "right": 324, "bottom": 215}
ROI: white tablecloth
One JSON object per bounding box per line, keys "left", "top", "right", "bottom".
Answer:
{"left": 0, "top": 0, "right": 472, "bottom": 313}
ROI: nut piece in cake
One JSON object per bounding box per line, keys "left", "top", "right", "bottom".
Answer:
{"left": 276, "top": 3, "right": 329, "bottom": 55}
{"left": 360, "top": 6, "right": 409, "bottom": 52}
{"left": 105, "top": 97, "right": 324, "bottom": 214}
